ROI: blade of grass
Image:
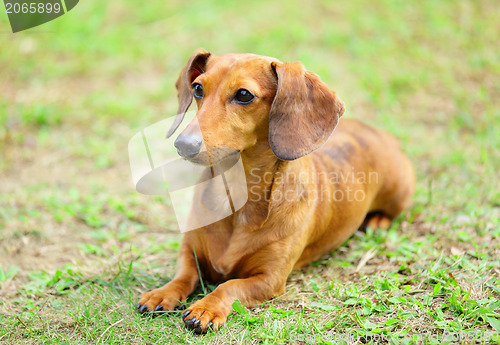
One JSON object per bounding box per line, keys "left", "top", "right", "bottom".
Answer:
{"left": 192, "top": 245, "right": 206, "bottom": 295}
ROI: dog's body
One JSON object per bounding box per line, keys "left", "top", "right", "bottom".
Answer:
{"left": 137, "top": 50, "right": 415, "bottom": 333}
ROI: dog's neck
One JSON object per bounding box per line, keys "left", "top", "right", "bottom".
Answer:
{"left": 241, "top": 141, "right": 280, "bottom": 188}
{"left": 230, "top": 141, "right": 284, "bottom": 229}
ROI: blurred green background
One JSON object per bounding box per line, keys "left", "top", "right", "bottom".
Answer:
{"left": 0, "top": 0, "right": 499, "bottom": 343}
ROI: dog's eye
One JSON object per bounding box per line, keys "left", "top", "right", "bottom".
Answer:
{"left": 234, "top": 89, "right": 254, "bottom": 104}
{"left": 192, "top": 83, "right": 204, "bottom": 99}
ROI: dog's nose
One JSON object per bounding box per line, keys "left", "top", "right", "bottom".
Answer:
{"left": 174, "top": 133, "right": 202, "bottom": 158}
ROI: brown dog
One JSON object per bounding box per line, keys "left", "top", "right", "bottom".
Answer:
{"left": 136, "top": 49, "right": 415, "bottom": 333}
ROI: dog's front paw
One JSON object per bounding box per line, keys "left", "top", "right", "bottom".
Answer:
{"left": 182, "top": 298, "right": 230, "bottom": 334}
{"left": 136, "top": 287, "right": 183, "bottom": 317}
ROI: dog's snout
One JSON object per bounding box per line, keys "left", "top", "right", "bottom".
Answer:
{"left": 174, "top": 133, "right": 202, "bottom": 158}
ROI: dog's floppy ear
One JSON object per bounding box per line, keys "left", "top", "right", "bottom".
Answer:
{"left": 167, "top": 48, "right": 211, "bottom": 138}
{"left": 269, "top": 62, "right": 345, "bottom": 160}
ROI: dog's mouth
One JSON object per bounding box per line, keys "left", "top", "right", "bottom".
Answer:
{"left": 182, "top": 148, "right": 240, "bottom": 167}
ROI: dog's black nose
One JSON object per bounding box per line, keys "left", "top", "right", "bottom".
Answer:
{"left": 174, "top": 134, "right": 202, "bottom": 158}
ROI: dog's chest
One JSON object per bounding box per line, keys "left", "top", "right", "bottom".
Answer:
{"left": 203, "top": 211, "right": 258, "bottom": 279}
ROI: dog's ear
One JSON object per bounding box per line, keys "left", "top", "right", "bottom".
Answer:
{"left": 269, "top": 62, "right": 345, "bottom": 160}
{"left": 167, "top": 49, "right": 211, "bottom": 138}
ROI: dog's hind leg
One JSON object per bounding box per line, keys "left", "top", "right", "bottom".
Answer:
{"left": 362, "top": 211, "right": 393, "bottom": 230}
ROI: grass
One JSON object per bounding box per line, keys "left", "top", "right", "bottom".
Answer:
{"left": 1, "top": 0, "right": 499, "bottom": 343}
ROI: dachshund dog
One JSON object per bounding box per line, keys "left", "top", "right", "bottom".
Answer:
{"left": 136, "top": 49, "right": 415, "bottom": 333}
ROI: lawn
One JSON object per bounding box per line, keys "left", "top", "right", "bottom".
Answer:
{"left": 0, "top": 0, "right": 499, "bottom": 344}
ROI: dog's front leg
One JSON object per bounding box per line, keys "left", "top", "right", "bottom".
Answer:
{"left": 137, "top": 236, "right": 199, "bottom": 315}
{"left": 182, "top": 274, "right": 284, "bottom": 333}
{"left": 182, "top": 242, "right": 300, "bottom": 334}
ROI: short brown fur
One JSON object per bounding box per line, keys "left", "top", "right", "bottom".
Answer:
{"left": 137, "top": 50, "right": 416, "bottom": 333}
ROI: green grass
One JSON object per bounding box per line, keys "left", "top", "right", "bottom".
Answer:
{"left": 1, "top": 0, "right": 499, "bottom": 344}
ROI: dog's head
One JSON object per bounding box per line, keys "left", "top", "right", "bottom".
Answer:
{"left": 168, "top": 49, "right": 345, "bottom": 164}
